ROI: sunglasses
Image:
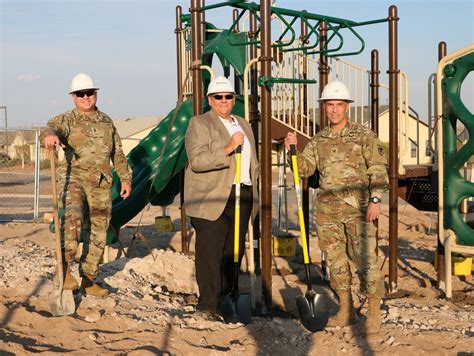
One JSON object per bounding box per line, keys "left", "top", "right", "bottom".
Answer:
{"left": 212, "top": 94, "right": 235, "bottom": 101}
{"left": 74, "top": 90, "right": 96, "bottom": 98}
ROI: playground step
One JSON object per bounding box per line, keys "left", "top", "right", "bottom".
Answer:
{"left": 407, "top": 191, "right": 438, "bottom": 212}
{"left": 404, "top": 176, "right": 438, "bottom": 212}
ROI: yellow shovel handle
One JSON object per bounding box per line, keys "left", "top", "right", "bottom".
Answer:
{"left": 290, "top": 145, "right": 310, "bottom": 264}
{"left": 234, "top": 145, "right": 242, "bottom": 263}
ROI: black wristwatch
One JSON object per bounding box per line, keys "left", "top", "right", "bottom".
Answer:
{"left": 369, "top": 196, "right": 382, "bottom": 204}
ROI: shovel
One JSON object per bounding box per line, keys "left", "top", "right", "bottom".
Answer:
{"left": 220, "top": 145, "right": 252, "bottom": 324}
{"left": 290, "top": 144, "right": 328, "bottom": 332}
{"left": 49, "top": 148, "right": 75, "bottom": 316}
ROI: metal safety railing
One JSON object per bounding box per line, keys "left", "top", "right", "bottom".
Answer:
{"left": 178, "top": 27, "right": 194, "bottom": 97}
{"left": 329, "top": 57, "right": 371, "bottom": 125}
{"left": 271, "top": 43, "right": 318, "bottom": 139}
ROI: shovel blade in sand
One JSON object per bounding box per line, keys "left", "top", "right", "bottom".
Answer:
{"left": 220, "top": 293, "right": 252, "bottom": 325}
{"left": 296, "top": 291, "right": 329, "bottom": 332}
{"left": 50, "top": 288, "right": 75, "bottom": 316}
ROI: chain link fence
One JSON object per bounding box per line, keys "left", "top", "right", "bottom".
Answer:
{"left": 0, "top": 128, "right": 52, "bottom": 222}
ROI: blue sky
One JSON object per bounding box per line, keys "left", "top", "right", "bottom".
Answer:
{"left": 1, "top": 0, "right": 473, "bottom": 128}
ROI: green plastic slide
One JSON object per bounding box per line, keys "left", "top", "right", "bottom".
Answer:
{"left": 107, "top": 99, "right": 195, "bottom": 243}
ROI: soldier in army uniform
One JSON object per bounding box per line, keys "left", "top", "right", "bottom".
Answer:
{"left": 285, "top": 81, "right": 389, "bottom": 335}
{"left": 43, "top": 73, "right": 132, "bottom": 297}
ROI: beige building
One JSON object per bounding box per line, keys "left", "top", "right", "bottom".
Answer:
{"left": 10, "top": 129, "right": 47, "bottom": 162}
{"left": 113, "top": 116, "right": 163, "bottom": 155}
{"left": 377, "top": 109, "right": 434, "bottom": 167}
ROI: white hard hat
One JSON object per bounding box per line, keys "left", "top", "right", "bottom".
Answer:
{"left": 318, "top": 80, "right": 353, "bottom": 102}
{"left": 69, "top": 73, "right": 99, "bottom": 94}
{"left": 207, "top": 76, "right": 235, "bottom": 96}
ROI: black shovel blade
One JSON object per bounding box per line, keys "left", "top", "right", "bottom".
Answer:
{"left": 219, "top": 293, "right": 252, "bottom": 325}
{"left": 296, "top": 290, "right": 329, "bottom": 332}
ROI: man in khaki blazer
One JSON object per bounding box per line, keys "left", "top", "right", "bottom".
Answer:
{"left": 184, "top": 76, "right": 258, "bottom": 319}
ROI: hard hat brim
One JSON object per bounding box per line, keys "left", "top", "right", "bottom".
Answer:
{"left": 318, "top": 98, "right": 353, "bottom": 103}
{"left": 69, "top": 88, "right": 100, "bottom": 95}
{"left": 207, "top": 90, "right": 235, "bottom": 96}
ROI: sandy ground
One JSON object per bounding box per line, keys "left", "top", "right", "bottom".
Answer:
{"left": 1, "top": 182, "right": 473, "bottom": 355}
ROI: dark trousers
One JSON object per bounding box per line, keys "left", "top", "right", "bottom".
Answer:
{"left": 191, "top": 185, "right": 253, "bottom": 313}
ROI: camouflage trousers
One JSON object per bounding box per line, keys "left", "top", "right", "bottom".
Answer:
{"left": 60, "top": 170, "right": 111, "bottom": 278}
{"left": 315, "top": 194, "right": 384, "bottom": 298}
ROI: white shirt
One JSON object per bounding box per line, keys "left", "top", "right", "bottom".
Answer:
{"left": 219, "top": 116, "right": 252, "bottom": 186}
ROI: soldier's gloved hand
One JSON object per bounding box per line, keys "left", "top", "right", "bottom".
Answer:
{"left": 120, "top": 184, "right": 132, "bottom": 199}
{"left": 284, "top": 132, "right": 297, "bottom": 150}
{"left": 44, "top": 134, "right": 65, "bottom": 149}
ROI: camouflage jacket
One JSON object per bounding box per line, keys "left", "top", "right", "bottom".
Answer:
{"left": 296, "top": 121, "right": 389, "bottom": 207}
{"left": 43, "top": 108, "right": 131, "bottom": 186}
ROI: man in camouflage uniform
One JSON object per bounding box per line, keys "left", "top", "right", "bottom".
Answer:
{"left": 285, "top": 81, "right": 388, "bottom": 335}
{"left": 43, "top": 73, "right": 132, "bottom": 297}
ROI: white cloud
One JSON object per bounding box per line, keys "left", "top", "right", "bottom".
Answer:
{"left": 17, "top": 74, "right": 40, "bottom": 82}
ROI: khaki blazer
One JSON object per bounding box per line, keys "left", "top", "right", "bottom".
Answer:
{"left": 184, "top": 109, "right": 259, "bottom": 221}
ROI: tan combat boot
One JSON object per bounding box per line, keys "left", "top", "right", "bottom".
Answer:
{"left": 63, "top": 264, "right": 79, "bottom": 290}
{"left": 80, "top": 274, "right": 109, "bottom": 297}
{"left": 326, "top": 291, "right": 358, "bottom": 327}
{"left": 364, "top": 294, "right": 382, "bottom": 335}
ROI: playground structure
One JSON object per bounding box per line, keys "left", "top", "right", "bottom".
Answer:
{"left": 101, "top": 1, "right": 473, "bottom": 309}
{"left": 436, "top": 44, "right": 474, "bottom": 298}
